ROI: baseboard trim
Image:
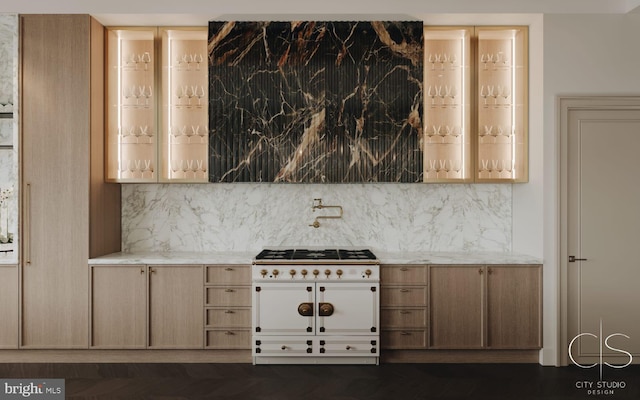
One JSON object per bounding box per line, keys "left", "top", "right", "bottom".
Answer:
{"left": 0, "top": 350, "right": 252, "bottom": 363}
{"left": 381, "top": 350, "right": 541, "bottom": 363}
{"left": 0, "top": 349, "right": 540, "bottom": 364}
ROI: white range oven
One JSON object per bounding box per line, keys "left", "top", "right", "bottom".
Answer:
{"left": 252, "top": 248, "right": 380, "bottom": 365}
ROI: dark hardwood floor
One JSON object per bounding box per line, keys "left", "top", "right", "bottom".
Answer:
{"left": 1, "top": 363, "right": 638, "bottom": 399}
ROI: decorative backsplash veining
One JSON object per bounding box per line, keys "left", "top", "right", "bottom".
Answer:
{"left": 121, "top": 183, "right": 512, "bottom": 253}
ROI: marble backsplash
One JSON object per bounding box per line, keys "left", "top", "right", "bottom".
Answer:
{"left": 0, "top": 14, "right": 17, "bottom": 262}
{"left": 121, "top": 183, "right": 512, "bottom": 253}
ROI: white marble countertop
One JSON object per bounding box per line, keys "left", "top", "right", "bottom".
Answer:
{"left": 375, "top": 251, "right": 542, "bottom": 265}
{"left": 89, "top": 251, "right": 542, "bottom": 265}
{"left": 88, "top": 251, "right": 256, "bottom": 265}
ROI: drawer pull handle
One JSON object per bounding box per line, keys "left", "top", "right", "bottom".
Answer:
{"left": 400, "top": 332, "right": 411, "bottom": 336}
{"left": 399, "top": 311, "right": 411, "bottom": 314}
{"left": 224, "top": 310, "right": 235, "bottom": 314}
{"left": 400, "top": 267, "right": 409, "bottom": 271}
{"left": 225, "top": 268, "right": 233, "bottom": 271}
{"left": 281, "top": 345, "right": 287, "bottom": 350}
{"left": 400, "top": 289, "right": 410, "bottom": 293}
{"left": 346, "top": 345, "right": 352, "bottom": 350}
{"left": 225, "top": 289, "right": 235, "bottom": 292}
{"left": 225, "top": 331, "right": 235, "bottom": 335}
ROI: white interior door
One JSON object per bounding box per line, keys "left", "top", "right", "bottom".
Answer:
{"left": 568, "top": 106, "right": 640, "bottom": 364}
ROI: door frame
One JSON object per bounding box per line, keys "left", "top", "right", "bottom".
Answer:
{"left": 558, "top": 95, "right": 640, "bottom": 366}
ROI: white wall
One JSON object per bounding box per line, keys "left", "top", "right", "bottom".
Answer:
{"left": 543, "top": 13, "right": 640, "bottom": 365}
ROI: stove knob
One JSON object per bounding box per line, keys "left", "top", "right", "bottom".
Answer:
{"left": 260, "top": 269, "right": 268, "bottom": 277}
{"left": 365, "top": 269, "right": 372, "bottom": 277}
{"left": 301, "top": 269, "right": 308, "bottom": 276}
{"left": 289, "top": 269, "right": 296, "bottom": 277}
{"left": 324, "top": 269, "right": 331, "bottom": 277}
{"left": 336, "top": 269, "right": 343, "bottom": 277}
{"left": 312, "top": 269, "right": 320, "bottom": 277}
{"left": 272, "top": 269, "right": 279, "bottom": 277}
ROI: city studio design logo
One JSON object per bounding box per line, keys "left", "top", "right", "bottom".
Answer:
{"left": 568, "top": 319, "right": 632, "bottom": 396}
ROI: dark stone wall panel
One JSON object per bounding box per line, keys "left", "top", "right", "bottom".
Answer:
{"left": 208, "top": 21, "right": 423, "bottom": 183}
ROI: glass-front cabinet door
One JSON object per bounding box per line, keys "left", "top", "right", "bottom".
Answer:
{"left": 106, "top": 28, "right": 157, "bottom": 182}
{"left": 423, "top": 27, "right": 472, "bottom": 182}
{"left": 423, "top": 25, "right": 528, "bottom": 183}
{"left": 160, "top": 28, "right": 208, "bottom": 182}
{"left": 475, "top": 27, "right": 528, "bottom": 182}
{"left": 106, "top": 27, "right": 208, "bottom": 183}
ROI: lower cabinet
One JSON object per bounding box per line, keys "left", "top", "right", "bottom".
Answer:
{"left": 88, "top": 262, "right": 540, "bottom": 353}
{"left": 429, "top": 264, "right": 542, "bottom": 349}
{"left": 380, "top": 265, "right": 429, "bottom": 349}
{"left": 90, "top": 265, "right": 146, "bottom": 348}
{"left": 90, "top": 264, "right": 204, "bottom": 349}
{"left": 204, "top": 265, "right": 251, "bottom": 349}
{"left": 0, "top": 265, "right": 18, "bottom": 349}
{"left": 148, "top": 265, "right": 204, "bottom": 348}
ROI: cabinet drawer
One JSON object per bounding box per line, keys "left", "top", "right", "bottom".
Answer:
{"left": 381, "top": 286, "right": 427, "bottom": 307}
{"left": 381, "top": 329, "right": 427, "bottom": 349}
{"left": 381, "top": 265, "right": 427, "bottom": 285}
{"left": 206, "top": 308, "right": 251, "bottom": 328}
{"left": 205, "top": 286, "right": 251, "bottom": 307}
{"left": 205, "top": 265, "right": 250, "bottom": 285}
{"left": 205, "top": 329, "right": 251, "bottom": 349}
{"left": 381, "top": 307, "right": 427, "bottom": 328}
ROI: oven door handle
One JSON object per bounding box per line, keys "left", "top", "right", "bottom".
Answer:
{"left": 319, "top": 302, "right": 334, "bottom": 317}
{"left": 298, "top": 302, "right": 314, "bottom": 317}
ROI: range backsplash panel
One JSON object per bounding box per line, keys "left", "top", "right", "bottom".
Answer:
{"left": 208, "top": 21, "right": 423, "bottom": 183}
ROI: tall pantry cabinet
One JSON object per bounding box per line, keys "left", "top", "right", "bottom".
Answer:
{"left": 20, "top": 15, "right": 121, "bottom": 348}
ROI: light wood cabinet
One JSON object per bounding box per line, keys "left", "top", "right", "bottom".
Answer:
{"left": 486, "top": 265, "right": 542, "bottom": 348}
{"left": 204, "top": 265, "right": 251, "bottom": 349}
{"left": 429, "top": 265, "right": 484, "bottom": 348}
{"left": 423, "top": 27, "right": 472, "bottom": 182}
{"left": 105, "top": 28, "right": 157, "bottom": 182}
{"left": 429, "top": 264, "right": 541, "bottom": 349}
{"left": 105, "top": 27, "right": 208, "bottom": 183}
{"left": 380, "top": 265, "right": 429, "bottom": 349}
{"left": 475, "top": 27, "right": 528, "bottom": 182}
{"left": 90, "top": 264, "right": 204, "bottom": 349}
{"left": 20, "top": 14, "right": 121, "bottom": 349}
{"left": 423, "top": 26, "right": 528, "bottom": 183}
{"left": 90, "top": 265, "right": 147, "bottom": 349}
{"left": 0, "top": 264, "right": 18, "bottom": 348}
{"left": 148, "top": 265, "right": 204, "bottom": 348}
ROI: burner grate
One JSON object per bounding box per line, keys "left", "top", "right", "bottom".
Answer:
{"left": 255, "top": 248, "right": 377, "bottom": 261}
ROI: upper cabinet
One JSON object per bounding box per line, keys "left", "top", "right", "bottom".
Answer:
{"left": 424, "top": 26, "right": 528, "bottom": 183}
{"left": 160, "top": 28, "right": 208, "bottom": 182}
{"left": 423, "top": 28, "right": 472, "bottom": 182}
{"left": 106, "top": 28, "right": 157, "bottom": 182}
{"left": 105, "top": 27, "right": 208, "bottom": 183}
{"left": 104, "top": 23, "right": 526, "bottom": 184}
{"left": 476, "top": 27, "right": 528, "bottom": 182}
